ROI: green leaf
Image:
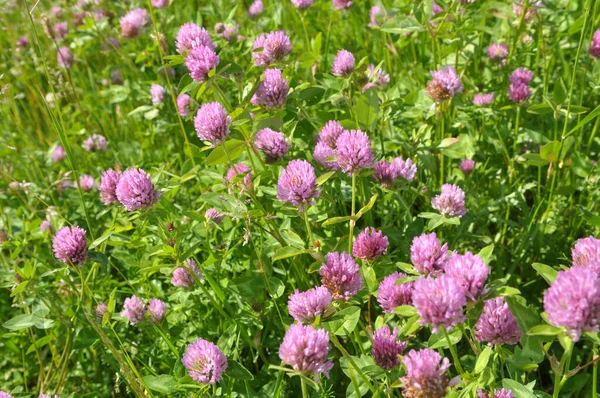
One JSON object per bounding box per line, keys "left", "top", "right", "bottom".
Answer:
{"left": 142, "top": 375, "right": 177, "bottom": 394}
{"left": 527, "top": 103, "right": 554, "bottom": 115}
{"left": 355, "top": 90, "right": 379, "bottom": 129}
{"left": 273, "top": 246, "right": 309, "bottom": 261}
{"left": 478, "top": 244, "right": 494, "bottom": 265}
{"left": 565, "top": 104, "right": 600, "bottom": 137}
{"left": 527, "top": 324, "right": 562, "bottom": 336}
{"left": 393, "top": 305, "right": 417, "bottom": 317}
{"left": 429, "top": 328, "right": 462, "bottom": 349}
{"left": 205, "top": 140, "right": 246, "bottom": 165}
{"left": 317, "top": 171, "right": 336, "bottom": 186}
{"left": 380, "top": 15, "right": 424, "bottom": 34}
{"left": 532, "top": 263, "right": 558, "bottom": 285}
{"left": 475, "top": 346, "right": 493, "bottom": 374}
{"left": 322, "top": 215, "right": 353, "bottom": 227}
{"left": 227, "top": 360, "right": 254, "bottom": 380}
{"left": 518, "top": 153, "right": 549, "bottom": 167}
{"left": 501, "top": 379, "right": 536, "bottom": 398}
{"left": 553, "top": 78, "right": 568, "bottom": 104}
{"left": 323, "top": 306, "right": 361, "bottom": 336}
{"left": 355, "top": 194, "right": 378, "bottom": 219}
{"left": 3, "top": 314, "right": 37, "bottom": 330}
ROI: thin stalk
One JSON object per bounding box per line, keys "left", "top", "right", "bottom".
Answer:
{"left": 348, "top": 173, "right": 357, "bottom": 253}
{"left": 593, "top": 344, "right": 598, "bottom": 398}
{"left": 303, "top": 210, "right": 315, "bottom": 249}
{"left": 443, "top": 328, "right": 464, "bottom": 375}
{"left": 552, "top": 342, "right": 573, "bottom": 398}
{"left": 301, "top": 377, "right": 309, "bottom": 398}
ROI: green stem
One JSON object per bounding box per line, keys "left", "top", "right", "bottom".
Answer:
{"left": 593, "top": 344, "right": 598, "bottom": 398}
{"left": 330, "top": 335, "right": 377, "bottom": 395}
{"left": 553, "top": 342, "right": 574, "bottom": 398}
{"left": 154, "top": 324, "right": 179, "bottom": 358}
{"left": 303, "top": 210, "right": 315, "bottom": 249}
{"left": 300, "top": 377, "right": 309, "bottom": 398}
{"left": 348, "top": 173, "right": 357, "bottom": 253}
{"left": 443, "top": 328, "right": 464, "bottom": 376}
{"left": 511, "top": 106, "right": 521, "bottom": 181}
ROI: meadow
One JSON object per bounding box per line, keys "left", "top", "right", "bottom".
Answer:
{"left": 1, "top": 0, "right": 600, "bottom": 396}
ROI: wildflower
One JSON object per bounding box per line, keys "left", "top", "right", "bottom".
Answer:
{"left": 57, "top": 47, "right": 73, "bottom": 68}
{"left": 176, "top": 23, "right": 214, "bottom": 54}
{"left": 332, "top": 50, "right": 355, "bottom": 77}
{"left": 82, "top": 134, "right": 108, "bottom": 152}
{"left": 332, "top": 0, "right": 352, "bottom": 9}
{"left": 277, "top": 159, "right": 320, "bottom": 209}
{"left": 512, "top": 0, "right": 542, "bottom": 22}
{"left": 353, "top": 227, "right": 389, "bottom": 261}
{"left": 251, "top": 68, "right": 289, "bottom": 108}
{"left": 79, "top": 174, "right": 95, "bottom": 191}
{"left": 319, "top": 120, "right": 345, "bottom": 148}
{"left": 290, "top": 0, "right": 314, "bottom": 9}
{"left": 252, "top": 31, "right": 291, "bottom": 66}
{"left": 99, "top": 169, "right": 121, "bottom": 205}
{"left": 249, "top": 0, "right": 264, "bottom": 17}
{"left": 571, "top": 236, "right": 600, "bottom": 271}
{"left": 172, "top": 259, "right": 203, "bottom": 288}
{"left": 147, "top": 298, "right": 167, "bottom": 323}
{"left": 53, "top": 22, "right": 68, "bottom": 41}
{"left": 410, "top": 233, "right": 449, "bottom": 275}
{"left": 194, "top": 102, "right": 231, "bottom": 145}
{"left": 412, "top": 275, "right": 466, "bottom": 332}
{"left": 544, "top": 267, "right": 600, "bottom": 341}
{"left": 0, "top": 393, "right": 14, "bottom": 398}
{"left": 226, "top": 163, "right": 253, "bottom": 193}
{"left": 53, "top": 226, "right": 88, "bottom": 266}
{"left": 444, "top": 252, "right": 489, "bottom": 301}
{"left": 487, "top": 43, "right": 508, "bottom": 62}
{"left": 401, "top": 349, "right": 450, "bottom": 398}
{"left": 255, "top": 128, "right": 289, "bottom": 162}
{"left": 51, "top": 146, "right": 66, "bottom": 162}
{"left": 372, "top": 325, "right": 406, "bottom": 370}
{"left": 120, "top": 295, "right": 146, "bottom": 325}
{"left": 477, "top": 388, "right": 515, "bottom": 398}
{"left": 205, "top": 208, "right": 224, "bottom": 224}
{"left": 335, "top": 130, "right": 374, "bottom": 174}
{"left": 508, "top": 68, "right": 533, "bottom": 103}
{"left": 510, "top": 68, "right": 534, "bottom": 84}
{"left": 320, "top": 252, "right": 362, "bottom": 301}
{"left": 150, "top": 84, "right": 164, "bottom": 105}
{"left": 313, "top": 142, "right": 338, "bottom": 170}
{"left": 182, "top": 338, "right": 228, "bottom": 384}
{"left": 591, "top": 29, "right": 600, "bottom": 58}
{"left": 115, "top": 168, "right": 160, "bottom": 211}
{"left": 40, "top": 220, "right": 52, "bottom": 233}
{"left": 373, "top": 157, "right": 416, "bottom": 187}
{"left": 152, "top": 0, "right": 169, "bottom": 8}
{"left": 368, "top": 6, "right": 385, "bottom": 28}
{"left": 377, "top": 272, "right": 413, "bottom": 313}
{"left": 475, "top": 297, "right": 522, "bottom": 345}
{"left": 185, "top": 45, "right": 219, "bottom": 81}
{"left": 473, "top": 93, "right": 494, "bottom": 106}
{"left": 120, "top": 8, "right": 148, "bottom": 39}
{"left": 17, "top": 36, "right": 29, "bottom": 47}
{"left": 177, "top": 94, "right": 192, "bottom": 117}
{"left": 96, "top": 302, "right": 108, "bottom": 322}
{"left": 426, "top": 66, "right": 463, "bottom": 102}
{"left": 288, "top": 286, "right": 332, "bottom": 323}
{"left": 431, "top": 184, "right": 467, "bottom": 218}
{"left": 363, "top": 64, "right": 390, "bottom": 91}
{"left": 279, "top": 324, "right": 333, "bottom": 377}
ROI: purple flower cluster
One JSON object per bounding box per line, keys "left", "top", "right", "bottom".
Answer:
{"left": 335, "top": 130, "right": 374, "bottom": 174}
{"left": 279, "top": 323, "right": 333, "bottom": 377}
{"left": 252, "top": 31, "right": 292, "bottom": 66}
{"left": 255, "top": 128, "right": 289, "bottom": 162}
{"left": 475, "top": 297, "right": 522, "bottom": 345}
{"left": 116, "top": 168, "right": 160, "bottom": 211}
{"left": 120, "top": 8, "right": 149, "bottom": 39}
{"left": 194, "top": 102, "right": 231, "bottom": 145}
{"left": 185, "top": 45, "right": 219, "bottom": 81}
{"left": 591, "top": 29, "right": 600, "bottom": 58}
{"left": 177, "top": 94, "right": 192, "bottom": 117}
{"left": 478, "top": 388, "right": 515, "bottom": 398}
{"left": 99, "top": 168, "right": 121, "bottom": 205}
{"left": 571, "top": 236, "right": 600, "bottom": 273}
{"left": 377, "top": 272, "right": 413, "bottom": 313}
{"left": 176, "top": 23, "right": 214, "bottom": 54}
{"left": 487, "top": 43, "right": 508, "bottom": 62}
{"left": 543, "top": 267, "right": 600, "bottom": 341}
{"left": 412, "top": 275, "right": 466, "bottom": 332}
{"left": 369, "top": 6, "right": 385, "bottom": 28}
{"left": 290, "top": 0, "right": 314, "bottom": 9}
{"left": 182, "top": 338, "right": 228, "bottom": 384}
{"left": 288, "top": 286, "right": 332, "bottom": 323}
{"left": 508, "top": 68, "right": 533, "bottom": 103}
{"left": 82, "top": 134, "right": 108, "bottom": 152}
{"left": 150, "top": 84, "right": 164, "bottom": 105}
{"left": 363, "top": 64, "right": 390, "bottom": 91}
{"left": 251, "top": 68, "right": 289, "bottom": 108}
{"left": 57, "top": 47, "right": 73, "bottom": 68}
{"left": 95, "top": 302, "right": 108, "bottom": 322}
{"left": 410, "top": 233, "right": 449, "bottom": 275}
{"left": 53, "top": 226, "right": 88, "bottom": 266}
{"left": 79, "top": 174, "right": 95, "bottom": 191}
{"left": 313, "top": 120, "right": 345, "bottom": 170}
{"left": 54, "top": 22, "right": 68, "bottom": 41}
{"left": 473, "top": 93, "right": 495, "bottom": 106}
{"left": 332, "top": 50, "right": 355, "bottom": 77}
{"left": 248, "top": 0, "right": 264, "bottom": 18}
{"left": 172, "top": 259, "right": 203, "bottom": 288}
{"left": 460, "top": 159, "right": 476, "bottom": 174}
{"left": 373, "top": 157, "right": 417, "bottom": 187}
{"left": 372, "top": 325, "right": 406, "bottom": 370}
{"left": 353, "top": 227, "right": 389, "bottom": 261}
{"left": 277, "top": 159, "right": 320, "bottom": 209}
{"left": 432, "top": 184, "right": 467, "bottom": 218}
{"left": 205, "top": 208, "right": 224, "bottom": 224}
{"left": 226, "top": 163, "right": 253, "bottom": 193}
{"left": 444, "top": 252, "right": 489, "bottom": 301}
{"left": 147, "top": 298, "right": 167, "bottom": 323}
{"left": 51, "top": 146, "right": 66, "bottom": 162}
{"left": 401, "top": 348, "right": 450, "bottom": 398}
{"left": 320, "top": 252, "right": 363, "bottom": 301}
{"left": 426, "top": 66, "right": 463, "bottom": 102}
{"left": 120, "top": 295, "right": 146, "bottom": 325}
{"left": 332, "top": 0, "right": 352, "bottom": 9}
